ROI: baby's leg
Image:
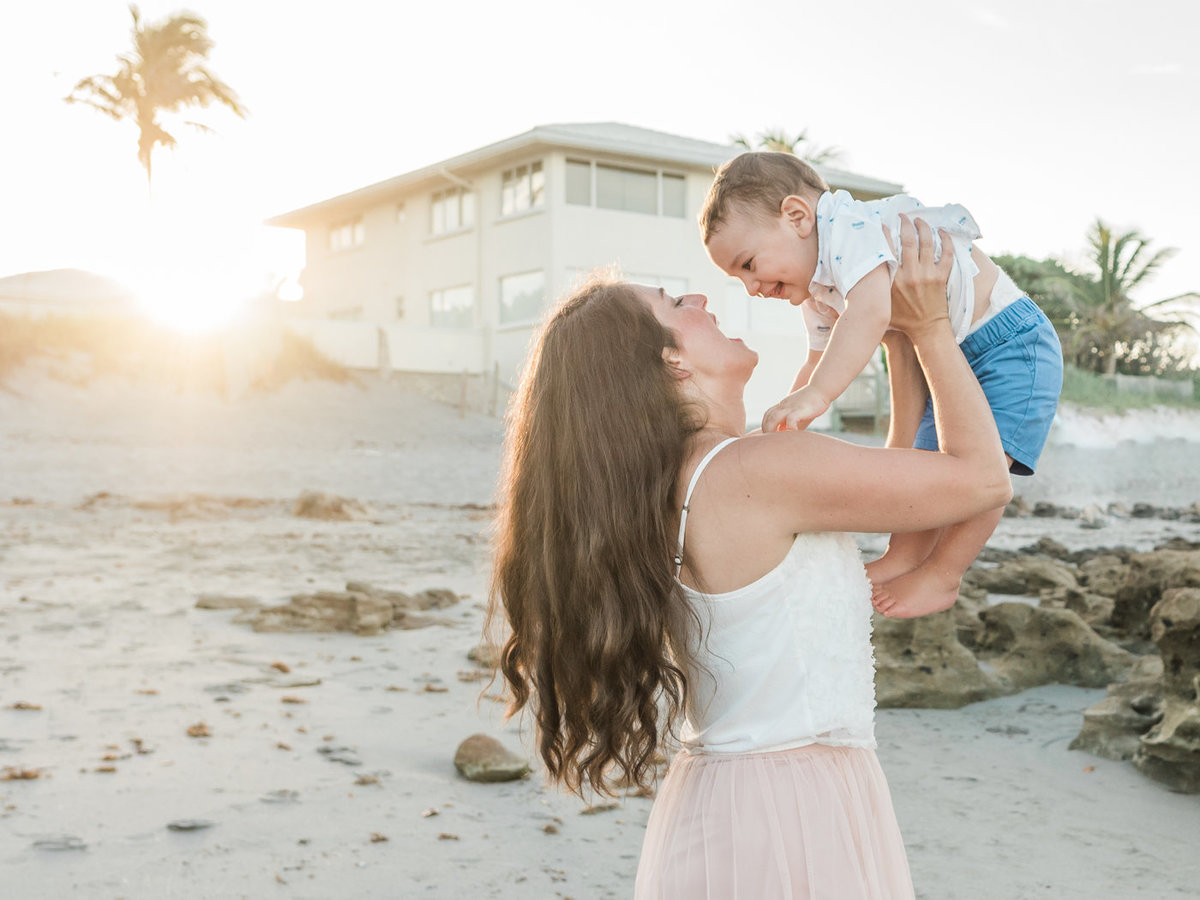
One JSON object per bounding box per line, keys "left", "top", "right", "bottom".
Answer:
{"left": 872, "top": 505, "right": 1004, "bottom": 618}
{"left": 864, "top": 529, "right": 939, "bottom": 586}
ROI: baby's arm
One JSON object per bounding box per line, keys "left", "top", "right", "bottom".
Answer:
{"left": 789, "top": 348, "right": 823, "bottom": 393}
{"left": 762, "top": 265, "right": 892, "bottom": 432}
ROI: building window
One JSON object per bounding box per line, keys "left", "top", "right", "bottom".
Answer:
{"left": 429, "top": 285, "right": 474, "bottom": 328}
{"left": 596, "top": 164, "right": 657, "bottom": 214}
{"left": 501, "top": 161, "right": 545, "bottom": 216}
{"left": 662, "top": 173, "right": 686, "bottom": 218}
{"left": 565, "top": 160, "right": 686, "bottom": 217}
{"left": 329, "top": 219, "right": 365, "bottom": 252}
{"left": 565, "top": 160, "right": 591, "bottom": 205}
{"left": 499, "top": 271, "right": 545, "bottom": 325}
{"left": 430, "top": 187, "right": 475, "bottom": 235}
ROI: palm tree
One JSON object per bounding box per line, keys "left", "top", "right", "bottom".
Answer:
{"left": 64, "top": 4, "right": 245, "bottom": 194}
{"left": 729, "top": 127, "right": 843, "bottom": 165}
{"left": 1059, "top": 219, "right": 1198, "bottom": 375}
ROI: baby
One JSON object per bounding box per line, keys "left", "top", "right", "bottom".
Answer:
{"left": 701, "top": 151, "right": 1062, "bottom": 618}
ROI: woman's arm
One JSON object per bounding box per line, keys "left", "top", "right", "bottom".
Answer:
{"left": 746, "top": 217, "right": 1011, "bottom": 535}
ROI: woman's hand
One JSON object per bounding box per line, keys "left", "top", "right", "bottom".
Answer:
{"left": 886, "top": 215, "right": 954, "bottom": 341}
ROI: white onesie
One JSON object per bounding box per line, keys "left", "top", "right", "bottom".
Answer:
{"left": 802, "top": 189, "right": 1017, "bottom": 350}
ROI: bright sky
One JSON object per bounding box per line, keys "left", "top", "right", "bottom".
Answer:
{"left": 2, "top": 0, "right": 1197, "bottom": 327}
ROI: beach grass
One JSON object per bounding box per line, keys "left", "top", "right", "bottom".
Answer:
{"left": 0, "top": 311, "right": 352, "bottom": 394}
{"left": 1059, "top": 364, "right": 1200, "bottom": 411}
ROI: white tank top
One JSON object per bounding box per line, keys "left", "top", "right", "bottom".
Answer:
{"left": 675, "top": 439, "right": 877, "bottom": 754}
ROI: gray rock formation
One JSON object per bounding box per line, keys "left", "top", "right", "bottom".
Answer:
{"left": 1112, "top": 549, "right": 1200, "bottom": 638}
{"left": 238, "top": 582, "right": 460, "bottom": 634}
{"left": 1135, "top": 588, "right": 1200, "bottom": 793}
{"left": 965, "top": 557, "right": 1078, "bottom": 595}
{"left": 1071, "top": 656, "right": 1164, "bottom": 760}
{"left": 292, "top": 490, "right": 372, "bottom": 521}
{"left": 873, "top": 610, "right": 1005, "bottom": 709}
{"left": 453, "top": 734, "right": 530, "bottom": 783}
{"left": 976, "top": 603, "right": 1135, "bottom": 691}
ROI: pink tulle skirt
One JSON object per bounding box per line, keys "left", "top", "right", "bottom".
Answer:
{"left": 634, "top": 743, "right": 914, "bottom": 900}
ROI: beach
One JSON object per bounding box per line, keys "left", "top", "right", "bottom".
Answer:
{"left": 2, "top": 370, "right": 1199, "bottom": 899}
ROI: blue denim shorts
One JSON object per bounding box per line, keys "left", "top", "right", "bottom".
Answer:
{"left": 914, "top": 296, "right": 1063, "bottom": 476}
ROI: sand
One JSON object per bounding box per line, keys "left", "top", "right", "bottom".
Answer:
{"left": 2, "top": 371, "right": 1199, "bottom": 899}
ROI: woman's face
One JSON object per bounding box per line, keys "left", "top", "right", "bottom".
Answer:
{"left": 635, "top": 284, "right": 758, "bottom": 381}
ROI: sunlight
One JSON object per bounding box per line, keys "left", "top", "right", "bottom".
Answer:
{"left": 118, "top": 183, "right": 304, "bottom": 335}
{"left": 130, "top": 268, "right": 248, "bottom": 334}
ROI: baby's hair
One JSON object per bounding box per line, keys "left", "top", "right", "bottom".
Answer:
{"left": 700, "top": 151, "right": 829, "bottom": 244}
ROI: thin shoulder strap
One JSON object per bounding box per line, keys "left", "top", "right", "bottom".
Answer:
{"left": 674, "top": 437, "right": 740, "bottom": 577}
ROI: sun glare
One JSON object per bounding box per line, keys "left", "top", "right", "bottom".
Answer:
{"left": 121, "top": 194, "right": 303, "bottom": 335}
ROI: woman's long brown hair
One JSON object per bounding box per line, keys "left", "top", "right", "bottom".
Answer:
{"left": 489, "top": 279, "right": 703, "bottom": 797}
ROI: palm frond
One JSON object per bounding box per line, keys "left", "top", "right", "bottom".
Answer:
{"left": 63, "top": 3, "right": 244, "bottom": 189}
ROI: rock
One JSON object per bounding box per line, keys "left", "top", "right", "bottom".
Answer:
{"left": 468, "top": 642, "right": 503, "bottom": 669}
{"left": 951, "top": 588, "right": 988, "bottom": 650}
{"left": 1107, "top": 502, "right": 1130, "bottom": 518}
{"left": 413, "top": 588, "right": 460, "bottom": 610}
{"left": 317, "top": 745, "right": 362, "bottom": 766}
{"left": 1003, "top": 496, "right": 1030, "bottom": 518}
{"left": 292, "top": 490, "right": 371, "bottom": 521}
{"left": 1132, "top": 587, "right": 1200, "bottom": 793}
{"left": 344, "top": 581, "right": 460, "bottom": 614}
{"left": 1071, "top": 656, "right": 1165, "bottom": 760}
{"left": 977, "top": 603, "right": 1136, "bottom": 691}
{"left": 31, "top": 835, "right": 87, "bottom": 851}
{"left": 392, "top": 610, "right": 459, "bottom": 630}
{"left": 1131, "top": 502, "right": 1158, "bottom": 519}
{"left": 873, "top": 611, "right": 1006, "bottom": 709}
{"left": 965, "top": 557, "right": 1079, "bottom": 595}
{"left": 1079, "top": 505, "right": 1110, "bottom": 530}
{"left": 1032, "top": 501, "right": 1061, "bottom": 518}
{"left": 1064, "top": 592, "right": 1116, "bottom": 627}
{"left": 259, "top": 789, "right": 300, "bottom": 804}
{"left": 1149, "top": 588, "right": 1200, "bottom": 697}
{"left": 1067, "top": 546, "right": 1132, "bottom": 567}
{"left": 195, "top": 594, "right": 261, "bottom": 610}
{"left": 453, "top": 734, "right": 530, "bottom": 783}
{"left": 1018, "top": 537, "right": 1071, "bottom": 561}
{"left": 351, "top": 593, "right": 394, "bottom": 636}
{"left": 236, "top": 582, "right": 461, "bottom": 634}
{"left": 1077, "top": 554, "right": 1128, "bottom": 598}
{"left": 976, "top": 546, "right": 1018, "bottom": 563}
{"left": 167, "top": 819, "right": 215, "bottom": 832}
{"left": 1157, "top": 537, "right": 1200, "bottom": 552}
{"left": 1112, "top": 549, "right": 1200, "bottom": 638}
{"left": 243, "top": 591, "right": 386, "bottom": 634}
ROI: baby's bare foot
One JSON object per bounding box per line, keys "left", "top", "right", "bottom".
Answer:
{"left": 865, "top": 552, "right": 920, "bottom": 588}
{"left": 871, "top": 566, "right": 959, "bottom": 619}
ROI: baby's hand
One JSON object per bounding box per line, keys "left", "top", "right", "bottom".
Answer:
{"left": 762, "top": 385, "right": 831, "bottom": 432}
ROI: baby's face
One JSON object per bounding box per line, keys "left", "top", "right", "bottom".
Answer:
{"left": 705, "top": 204, "right": 819, "bottom": 306}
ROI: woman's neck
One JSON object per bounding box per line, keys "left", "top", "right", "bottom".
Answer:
{"left": 695, "top": 394, "right": 747, "bottom": 440}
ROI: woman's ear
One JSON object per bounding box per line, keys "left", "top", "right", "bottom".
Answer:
{"left": 662, "top": 347, "right": 690, "bottom": 380}
{"left": 780, "top": 194, "right": 816, "bottom": 238}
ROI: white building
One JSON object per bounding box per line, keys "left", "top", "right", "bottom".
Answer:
{"left": 266, "top": 122, "right": 902, "bottom": 422}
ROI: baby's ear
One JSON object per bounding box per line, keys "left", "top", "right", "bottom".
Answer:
{"left": 780, "top": 195, "right": 816, "bottom": 238}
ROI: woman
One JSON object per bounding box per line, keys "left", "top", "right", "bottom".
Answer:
{"left": 489, "top": 218, "right": 1011, "bottom": 898}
